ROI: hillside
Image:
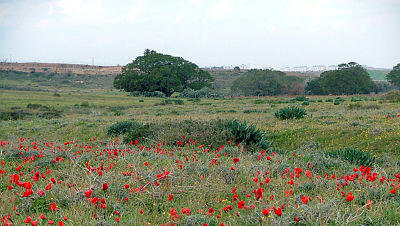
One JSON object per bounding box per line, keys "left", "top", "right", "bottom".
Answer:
{"left": 0, "top": 62, "right": 391, "bottom": 94}
{"left": 0, "top": 62, "right": 121, "bottom": 75}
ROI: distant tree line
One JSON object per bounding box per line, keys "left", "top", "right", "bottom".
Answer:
{"left": 231, "top": 69, "right": 304, "bottom": 96}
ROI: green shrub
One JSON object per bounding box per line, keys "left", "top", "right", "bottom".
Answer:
{"left": 123, "top": 123, "right": 152, "bottom": 143}
{"left": 301, "top": 101, "right": 309, "bottom": 106}
{"left": 243, "top": 109, "right": 262, "bottom": 114}
{"left": 225, "top": 120, "right": 271, "bottom": 149}
{"left": 179, "top": 87, "right": 223, "bottom": 98}
{"left": 121, "top": 119, "right": 270, "bottom": 152}
{"left": 294, "top": 96, "right": 309, "bottom": 101}
{"left": 347, "top": 103, "right": 380, "bottom": 110}
{"left": 163, "top": 99, "right": 184, "bottom": 105}
{"left": 325, "top": 148, "right": 375, "bottom": 167}
{"left": 130, "top": 91, "right": 165, "bottom": 97}
{"left": 383, "top": 90, "right": 400, "bottom": 102}
{"left": 317, "top": 99, "right": 323, "bottom": 102}
{"left": 254, "top": 99, "right": 266, "bottom": 104}
{"left": 351, "top": 97, "right": 363, "bottom": 102}
{"left": 325, "top": 98, "right": 333, "bottom": 102}
{"left": 107, "top": 121, "right": 136, "bottom": 136}
{"left": 274, "top": 106, "right": 307, "bottom": 120}
{"left": 0, "top": 110, "right": 31, "bottom": 120}
{"left": 80, "top": 101, "right": 89, "bottom": 107}
{"left": 27, "top": 103, "right": 42, "bottom": 109}
{"left": 37, "top": 106, "right": 62, "bottom": 119}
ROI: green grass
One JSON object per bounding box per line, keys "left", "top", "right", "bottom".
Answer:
{"left": 1, "top": 87, "right": 400, "bottom": 225}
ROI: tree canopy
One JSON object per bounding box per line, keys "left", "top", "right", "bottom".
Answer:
{"left": 231, "top": 69, "right": 304, "bottom": 96}
{"left": 386, "top": 63, "right": 400, "bottom": 87}
{"left": 305, "top": 62, "right": 375, "bottom": 95}
{"left": 113, "top": 49, "right": 214, "bottom": 96}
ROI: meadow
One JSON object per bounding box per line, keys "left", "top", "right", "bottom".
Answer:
{"left": 0, "top": 87, "right": 400, "bottom": 225}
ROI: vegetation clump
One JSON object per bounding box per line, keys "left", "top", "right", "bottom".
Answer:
{"left": 179, "top": 87, "right": 223, "bottom": 98}
{"left": 107, "top": 121, "right": 136, "bottom": 136}
{"left": 274, "top": 106, "right": 307, "bottom": 120}
{"left": 306, "top": 62, "right": 375, "bottom": 95}
{"left": 325, "top": 148, "right": 375, "bottom": 167}
{"left": 383, "top": 90, "right": 400, "bottom": 102}
{"left": 231, "top": 69, "right": 304, "bottom": 96}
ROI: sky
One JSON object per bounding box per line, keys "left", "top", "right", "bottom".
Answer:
{"left": 0, "top": 0, "right": 399, "bottom": 68}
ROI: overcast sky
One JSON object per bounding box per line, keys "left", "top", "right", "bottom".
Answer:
{"left": 0, "top": 0, "right": 399, "bottom": 68}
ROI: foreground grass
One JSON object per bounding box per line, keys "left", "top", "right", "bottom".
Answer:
{"left": 0, "top": 89, "right": 399, "bottom": 224}
{"left": 0, "top": 137, "right": 400, "bottom": 225}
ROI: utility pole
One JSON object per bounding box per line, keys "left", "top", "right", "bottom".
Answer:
{"left": 92, "top": 57, "right": 94, "bottom": 66}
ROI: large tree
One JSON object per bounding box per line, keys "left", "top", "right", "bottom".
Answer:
{"left": 114, "top": 49, "right": 214, "bottom": 96}
{"left": 306, "top": 62, "right": 375, "bottom": 95}
{"left": 386, "top": 63, "right": 400, "bottom": 87}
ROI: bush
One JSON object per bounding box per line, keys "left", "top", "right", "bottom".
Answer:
{"left": 37, "top": 106, "right": 62, "bottom": 119}
{"left": 301, "top": 101, "right": 309, "bottom": 106}
{"left": 179, "top": 87, "right": 223, "bottom": 98}
{"left": 130, "top": 91, "right": 166, "bottom": 98}
{"left": 107, "top": 121, "right": 136, "bottom": 136}
{"left": 27, "top": 103, "right": 42, "bottom": 109}
{"left": 80, "top": 101, "right": 89, "bottom": 107}
{"left": 254, "top": 99, "right": 266, "bottom": 104}
{"left": 274, "top": 106, "right": 307, "bottom": 120}
{"left": 225, "top": 120, "right": 271, "bottom": 149}
{"left": 294, "top": 96, "right": 309, "bottom": 101}
{"left": 121, "top": 119, "right": 270, "bottom": 152}
{"left": 383, "top": 90, "right": 400, "bottom": 102}
{"left": 163, "top": 99, "right": 184, "bottom": 105}
{"left": 243, "top": 109, "right": 262, "bottom": 114}
{"left": 325, "top": 148, "right": 375, "bottom": 167}
{"left": 0, "top": 110, "right": 31, "bottom": 120}
{"left": 347, "top": 103, "right": 380, "bottom": 110}
{"left": 123, "top": 123, "right": 152, "bottom": 143}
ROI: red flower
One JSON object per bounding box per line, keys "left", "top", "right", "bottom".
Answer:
{"left": 274, "top": 207, "right": 282, "bottom": 216}
{"left": 391, "top": 188, "right": 396, "bottom": 194}
{"left": 102, "top": 183, "right": 108, "bottom": 191}
{"left": 346, "top": 192, "right": 354, "bottom": 202}
{"left": 233, "top": 158, "right": 239, "bottom": 163}
{"left": 49, "top": 202, "right": 58, "bottom": 211}
{"left": 37, "top": 190, "right": 45, "bottom": 196}
{"left": 237, "top": 200, "right": 245, "bottom": 209}
{"left": 24, "top": 216, "right": 32, "bottom": 223}
{"left": 168, "top": 194, "right": 173, "bottom": 201}
{"left": 124, "top": 184, "right": 130, "bottom": 189}
{"left": 115, "top": 217, "right": 120, "bottom": 222}
{"left": 262, "top": 209, "right": 269, "bottom": 216}
{"left": 301, "top": 196, "right": 309, "bottom": 204}
{"left": 84, "top": 190, "right": 92, "bottom": 197}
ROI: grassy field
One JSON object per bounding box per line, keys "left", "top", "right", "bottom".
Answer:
{"left": 1, "top": 88, "right": 400, "bottom": 225}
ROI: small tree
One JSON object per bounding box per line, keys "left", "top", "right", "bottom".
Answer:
{"left": 387, "top": 63, "right": 400, "bottom": 87}
{"left": 114, "top": 49, "right": 214, "bottom": 97}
